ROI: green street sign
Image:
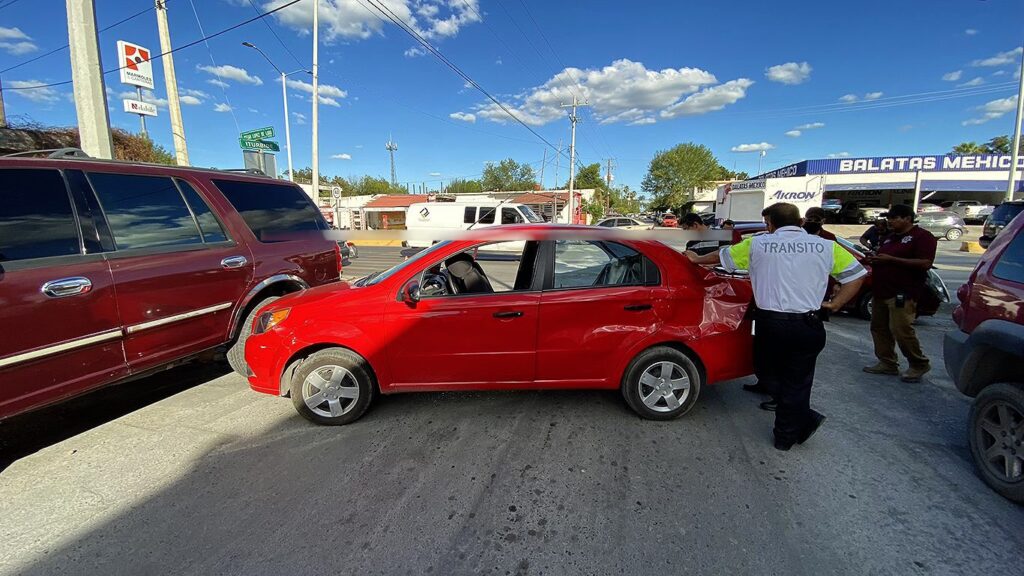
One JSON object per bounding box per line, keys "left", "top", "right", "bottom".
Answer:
{"left": 240, "top": 126, "right": 275, "bottom": 140}
{"left": 239, "top": 138, "right": 280, "bottom": 152}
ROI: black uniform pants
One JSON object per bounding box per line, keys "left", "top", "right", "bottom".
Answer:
{"left": 755, "top": 313, "right": 827, "bottom": 443}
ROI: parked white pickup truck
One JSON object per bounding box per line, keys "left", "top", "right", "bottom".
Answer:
{"left": 939, "top": 200, "right": 993, "bottom": 222}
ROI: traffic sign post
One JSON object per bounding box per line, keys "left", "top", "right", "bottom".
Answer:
{"left": 240, "top": 127, "right": 275, "bottom": 141}
{"left": 239, "top": 138, "right": 280, "bottom": 152}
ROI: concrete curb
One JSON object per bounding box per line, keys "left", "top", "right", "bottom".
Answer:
{"left": 959, "top": 241, "right": 985, "bottom": 254}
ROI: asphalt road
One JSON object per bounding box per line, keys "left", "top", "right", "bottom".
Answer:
{"left": 2, "top": 242, "right": 1021, "bottom": 576}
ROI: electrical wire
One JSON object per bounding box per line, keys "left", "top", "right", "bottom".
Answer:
{"left": 187, "top": 0, "right": 240, "bottom": 132}
{"left": 0, "top": 0, "right": 28, "bottom": 12}
{"left": 246, "top": 0, "right": 306, "bottom": 68}
{"left": 5, "top": 0, "right": 303, "bottom": 91}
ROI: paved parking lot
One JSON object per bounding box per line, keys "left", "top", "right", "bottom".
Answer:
{"left": 2, "top": 242, "right": 1022, "bottom": 576}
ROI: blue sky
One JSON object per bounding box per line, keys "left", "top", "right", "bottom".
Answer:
{"left": 2, "top": 0, "right": 1023, "bottom": 192}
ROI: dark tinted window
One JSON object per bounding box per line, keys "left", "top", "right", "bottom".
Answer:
{"left": 0, "top": 169, "right": 80, "bottom": 262}
{"left": 991, "top": 203, "right": 1024, "bottom": 224}
{"left": 553, "top": 241, "right": 650, "bottom": 288}
{"left": 478, "top": 207, "right": 495, "bottom": 224}
{"left": 463, "top": 206, "right": 476, "bottom": 224}
{"left": 88, "top": 173, "right": 202, "bottom": 250}
{"left": 993, "top": 230, "right": 1024, "bottom": 284}
{"left": 176, "top": 180, "right": 228, "bottom": 243}
{"left": 597, "top": 219, "right": 615, "bottom": 227}
{"left": 212, "top": 179, "right": 325, "bottom": 240}
{"left": 501, "top": 207, "right": 523, "bottom": 224}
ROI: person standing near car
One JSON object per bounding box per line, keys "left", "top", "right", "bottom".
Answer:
{"left": 862, "top": 204, "right": 938, "bottom": 383}
{"left": 689, "top": 203, "right": 867, "bottom": 450}
{"left": 859, "top": 218, "right": 889, "bottom": 251}
{"left": 803, "top": 207, "right": 837, "bottom": 241}
{"left": 681, "top": 213, "right": 722, "bottom": 255}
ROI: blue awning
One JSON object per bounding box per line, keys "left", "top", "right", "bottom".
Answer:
{"left": 824, "top": 179, "right": 1024, "bottom": 193}
{"left": 824, "top": 182, "right": 913, "bottom": 191}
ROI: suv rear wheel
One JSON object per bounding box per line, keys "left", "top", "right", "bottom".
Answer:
{"left": 227, "top": 296, "right": 280, "bottom": 376}
{"left": 968, "top": 383, "right": 1024, "bottom": 503}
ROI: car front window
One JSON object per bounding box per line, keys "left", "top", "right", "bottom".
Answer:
{"left": 364, "top": 241, "right": 451, "bottom": 285}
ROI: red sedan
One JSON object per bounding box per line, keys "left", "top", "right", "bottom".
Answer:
{"left": 245, "top": 226, "right": 755, "bottom": 425}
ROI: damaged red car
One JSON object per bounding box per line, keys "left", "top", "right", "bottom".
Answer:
{"left": 245, "top": 226, "right": 754, "bottom": 425}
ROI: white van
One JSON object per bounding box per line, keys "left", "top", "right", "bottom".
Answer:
{"left": 405, "top": 201, "right": 544, "bottom": 247}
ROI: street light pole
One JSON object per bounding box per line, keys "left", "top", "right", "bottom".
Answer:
{"left": 311, "top": 0, "right": 320, "bottom": 199}
{"left": 1006, "top": 44, "right": 1024, "bottom": 202}
{"left": 243, "top": 41, "right": 307, "bottom": 182}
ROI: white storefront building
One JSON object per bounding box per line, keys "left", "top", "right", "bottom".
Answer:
{"left": 716, "top": 154, "right": 1024, "bottom": 222}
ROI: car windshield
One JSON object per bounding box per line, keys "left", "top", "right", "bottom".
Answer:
{"left": 519, "top": 205, "right": 544, "bottom": 223}
{"left": 991, "top": 203, "right": 1024, "bottom": 223}
{"left": 362, "top": 241, "right": 451, "bottom": 286}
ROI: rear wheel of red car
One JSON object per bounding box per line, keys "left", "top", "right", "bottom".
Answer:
{"left": 621, "top": 346, "right": 702, "bottom": 420}
{"left": 290, "top": 348, "right": 375, "bottom": 425}
{"left": 227, "top": 296, "right": 280, "bottom": 377}
{"left": 968, "top": 383, "right": 1024, "bottom": 504}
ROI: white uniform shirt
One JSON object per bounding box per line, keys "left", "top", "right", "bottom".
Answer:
{"left": 718, "top": 226, "right": 868, "bottom": 313}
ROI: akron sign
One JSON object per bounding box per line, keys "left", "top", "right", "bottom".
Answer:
{"left": 117, "top": 41, "right": 154, "bottom": 90}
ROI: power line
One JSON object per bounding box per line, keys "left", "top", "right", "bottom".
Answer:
{"left": 187, "top": 0, "right": 240, "bottom": 132}
{"left": 0, "top": 0, "right": 28, "bottom": 12}
{"left": 5, "top": 0, "right": 303, "bottom": 92}
{"left": 245, "top": 0, "right": 305, "bottom": 69}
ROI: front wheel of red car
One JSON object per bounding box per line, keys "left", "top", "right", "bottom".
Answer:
{"left": 621, "top": 346, "right": 702, "bottom": 420}
{"left": 968, "top": 383, "right": 1024, "bottom": 504}
{"left": 290, "top": 348, "right": 376, "bottom": 425}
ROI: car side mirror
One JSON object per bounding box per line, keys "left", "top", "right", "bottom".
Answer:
{"left": 402, "top": 281, "right": 421, "bottom": 304}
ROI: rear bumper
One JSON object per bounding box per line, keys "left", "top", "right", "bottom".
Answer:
{"left": 943, "top": 329, "right": 971, "bottom": 395}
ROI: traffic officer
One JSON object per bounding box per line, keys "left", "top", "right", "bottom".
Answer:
{"left": 689, "top": 203, "right": 867, "bottom": 450}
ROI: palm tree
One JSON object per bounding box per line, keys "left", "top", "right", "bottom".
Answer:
{"left": 952, "top": 141, "right": 986, "bottom": 155}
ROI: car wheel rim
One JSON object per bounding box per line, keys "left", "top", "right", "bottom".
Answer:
{"left": 638, "top": 361, "right": 690, "bottom": 413}
{"left": 976, "top": 400, "right": 1024, "bottom": 483}
{"left": 302, "top": 365, "right": 360, "bottom": 418}
{"left": 949, "top": 230, "right": 962, "bottom": 240}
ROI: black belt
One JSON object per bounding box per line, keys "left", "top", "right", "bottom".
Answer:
{"left": 755, "top": 309, "right": 823, "bottom": 321}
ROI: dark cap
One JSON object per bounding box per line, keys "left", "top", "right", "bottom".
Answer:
{"left": 881, "top": 204, "right": 915, "bottom": 219}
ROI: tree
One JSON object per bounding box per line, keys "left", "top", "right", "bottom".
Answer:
{"left": 985, "top": 135, "right": 1012, "bottom": 154}
{"left": 565, "top": 163, "right": 608, "bottom": 191}
{"left": 952, "top": 141, "right": 986, "bottom": 155}
{"left": 446, "top": 178, "right": 483, "bottom": 194}
{"left": 481, "top": 158, "right": 538, "bottom": 191}
{"left": 951, "top": 136, "right": 1024, "bottom": 155}
{"left": 641, "top": 143, "right": 723, "bottom": 210}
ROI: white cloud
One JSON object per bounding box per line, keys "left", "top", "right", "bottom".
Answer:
{"left": 0, "top": 41, "right": 38, "bottom": 55}
{"left": 962, "top": 95, "right": 1018, "bottom": 125}
{"left": 291, "top": 111, "right": 307, "bottom": 125}
{"left": 449, "top": 111, "right": 476, "bottom": 123}
{"left": 354, "top": 144, "right": 364, "bottom": 149}
{"left": 495, "top": 57, "right": 503, "bottom": 65}
{"left": 214, "top": 103, "right": 233, "bottom": 113}
{"left": 404, "top": 46, "right": 425, "bottom": 58}
{"left": 972, "top": 47, "right": 1023, "bottom": 67}
{"left": 942, "top": 70, "right": 963, "bottom": 82}
{"left": 208, "top": 79, "right": 230, "bottom": 89}
{"left": 965, "top": 28, "right": 978, "bottom": 36}
{"left": 184, "top": 88, "right": 209, "bottom": 98}
{"left": 331, "top": 153, "right": 352, "bottom": 160}
{"left": 731, "top": 142, "right": 774, "bottom": 153}
{"left": 828, "top": 152, "right": 850, "bottom": 158}
{"left": 180, "top": 95, "right": 202, "bottom": 105}
{"left": 795, "top": 122, "right": 825, "bottom": 130}
{"left": 0, "top": 26, "right": 30, "bottom": 40}
{"left": 765, "top": 61, "right": 812, "bottom": 85}
{"left": 284, "top": 78, "right": 346, "bottom": 107}
{"left": 262, "top": 0, "right": 481, "bottom": 43}
{"left": 785, "top": 130, "right": 801, "bottom": 138}
{"left": 197, "top": 64, "right": 263, "bottom": 85}
{"left": 839, "top": 94, "right": 858, "bottom": 103}
{"left": 864, "top": 92, "right": 883, "bottom": 100}
{"left": 457, "top": 58, "right": 751, "bottom": 126}
{"left": 958, "top": 77, "right": 985, "bottom": 87}
{"left": 993, "top": 70, "right": 1007, "bottom": 76}
{"left": 429, "top": 172, "right": 442, "bottom": 177}
{"left": 8, "top": 80, "right": 60, "bottom": 103}
{"left": 629, "top": 117, "right": 656, "bottom": 125}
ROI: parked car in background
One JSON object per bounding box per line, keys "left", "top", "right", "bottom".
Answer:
{"left": 917, "top": 203, "right": 945, "bottom": 213}
{"left": 594, "top": 217, "right": 654, "bottom": 230}
{"left": 944, "top": 210, "right": 1024, "bottom": 503}
{"left": 980, "top": 201, "right": 1024, "bottom": 248}
{"left": 660, "top": 214, "right": 679, "bottom": 228}
{"left": 916, "top": 211, "right": 967, "bottom": 241}
{"left": 940, "top": 200, "right": 994, "bottom": 223}
{"left": 245, "top": 225, "right": 756, "bottom": 425}
{"left": 822, "top": 198, "right": 843, "bottom": 222}
{"left": 840, "top": 201, "right": 888, "bottom": 224}
{"left": 0, "top": 151, "right": 340, "bottom": 421}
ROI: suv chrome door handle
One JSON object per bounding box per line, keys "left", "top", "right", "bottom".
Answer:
{"left": 221, "top": 256, "right": 248, "bottom": 269}
{"left": 41, "top": 277, "right": 92, "bottom": 298}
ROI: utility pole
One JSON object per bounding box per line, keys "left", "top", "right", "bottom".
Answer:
{"left": 1006, "top": 43, "right": 1024, "bottom": 202}
{"left": 0, "top": 77, "right": 7, "bottom": 128}
{"left": 155, "top": 0, "right": 189, "bottom": 165}
{"left": 66, "top": 0, "right": 113, "bottom": 159}
{"left": 539, "top": 148, "right": 547, "bottom": 189}
{"left": 604, "top": 157, "right": 615, "bottom": 212}
{"left": 386, "top": 136, "right": 398, "bottom": 185}
{"left": 561, "top": 96, "right": 588, "bottom": 224}
{"left": 311, "top": 0, "right": 320, "bottom": 198}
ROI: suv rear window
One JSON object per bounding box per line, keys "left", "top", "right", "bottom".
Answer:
{"left": 993, "top": 229, "right": 1024, "bottom": 284}
{"left": 990, "top": 203, "right": 1024, "bottom": 224}
{"left": 212, "top": 179, "right": 326, "bottom": 240}
{"left": 88, "top": 172, "right": 203, "bottom": 250}
{"left": 0, "top": 168, "right": 80, "bottom": 262}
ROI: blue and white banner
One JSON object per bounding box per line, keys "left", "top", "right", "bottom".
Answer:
{"left": 754, "top": 154, "right": 1024, "bottom": 180}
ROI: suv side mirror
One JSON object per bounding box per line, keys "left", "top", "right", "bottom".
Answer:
{"left": 402, "top": 281, "right": 421, "bottom": 304}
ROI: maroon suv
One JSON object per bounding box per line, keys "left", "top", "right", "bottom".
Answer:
{"left": 0, "top": 154, "right": 340, "bottom": 420}
{"left": 944, "top": 209, "right": 1024, "bottom": 504}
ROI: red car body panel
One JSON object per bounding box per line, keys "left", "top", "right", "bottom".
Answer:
{"left": 245, "top": 227, "right": 755, "bottom": 398}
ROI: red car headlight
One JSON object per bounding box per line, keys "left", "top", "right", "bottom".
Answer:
{"left": 253, "top": 308, "right": 290, "bottom": 335}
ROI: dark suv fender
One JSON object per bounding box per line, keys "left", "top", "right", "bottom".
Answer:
{"left": 944, "top": 319, "right": 1024, "bottom": 397}
{"left": 228, "top": 274, "right": 309, "bottom": 338}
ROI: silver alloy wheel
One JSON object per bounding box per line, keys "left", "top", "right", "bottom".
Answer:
{"left": 637, "top": 361, "right": 690, "bottom": 413}
{"left": 976, "top": 400, "right": 1024, "bottom": 482}
{"left": 302, "top": 364, "right": 360, "bottom": 418}
{"left": 946, "top": 228, "right": 963, "bottom": 241}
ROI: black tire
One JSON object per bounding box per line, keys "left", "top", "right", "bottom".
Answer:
{"left": 227, "top": 296, "right": 280, "bottom": 376}
{"left": 857, "top": 291, "right": 873, "bottom": 320}
{"left": 968, "top": 383, "right": 1024, "bottom": 504}
{"left": 621, "top": 346, "right": 702, "bottom": 420}
{"left": 290, "top": 348, "right": 376, "bottom": 425}
{"left": 945, "top": 228, "right": 963, "bottom": 241}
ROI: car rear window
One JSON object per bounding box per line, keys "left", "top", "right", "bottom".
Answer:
{"left": 993, "top": 230, "right": 1024, "bottom": 284}
{"left": 212, "top": 179, "right": 326, "bottom": 240}
{"left": 990, "top": 203, "right": 1024, "bottom": 224}
{"left": 0, "top": 168, "right": 80, "bottom": 262}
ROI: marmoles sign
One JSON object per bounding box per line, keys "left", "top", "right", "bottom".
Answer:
{"left": 117, "top": 41, "right": 155, "bottom": 90}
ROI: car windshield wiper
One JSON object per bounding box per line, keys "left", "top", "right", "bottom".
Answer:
{"left": 355, "top": 270, "right": 383, "bottom": 286}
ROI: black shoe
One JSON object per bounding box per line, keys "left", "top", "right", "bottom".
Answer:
{"left": 743, "top": 382, "right": 772, "bottom": 395}
{"left": 774, "top": 438, "right": 794, "bottom": 451}
{"left": 759, "top": 400, "right": 779, "bottom": 412}
{"left": 797, "top": 412, "right": 826, "bottom": 444}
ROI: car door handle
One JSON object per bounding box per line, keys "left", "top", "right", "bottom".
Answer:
{"left": 493, "top": 311, "right": 524, "bottom": 319}
{"left": 624, "top": 304, "right": 652, "bottom": 311}
{"left": 221, "top": 256, "right": 248, "bottom": 269}
{"left": 41, "top": 277, "right": 92, "bottom": 298}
